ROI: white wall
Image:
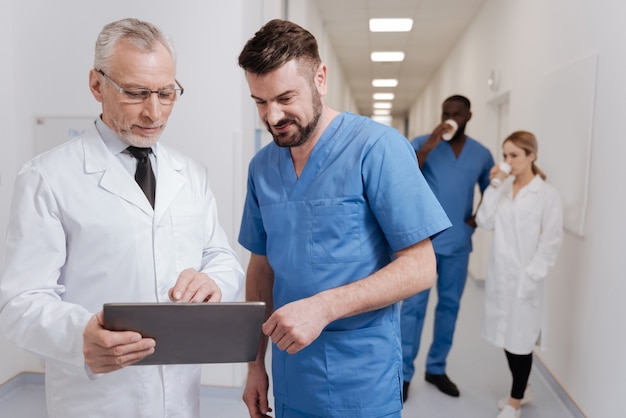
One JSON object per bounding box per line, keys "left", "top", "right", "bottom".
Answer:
{"left": 0, "top": 0, "right": 25, "bottom": 384}
{"left": 287, "top": 1, "right": 358, "bottom": 114}
{"left": 408, "top": 0, "right": 626, "bottom": 416}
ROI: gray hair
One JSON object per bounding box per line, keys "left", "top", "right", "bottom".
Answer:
{"left": 94, "top": 18, "right": 176, "bottom": 72}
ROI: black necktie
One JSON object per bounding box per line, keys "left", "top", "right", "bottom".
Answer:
{"left": 127, "top": 146, "right": 156, "bottom": 208}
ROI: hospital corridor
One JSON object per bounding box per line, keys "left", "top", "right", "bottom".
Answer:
{"left": 1, "top": 0, "right": 623, "bottom": 416}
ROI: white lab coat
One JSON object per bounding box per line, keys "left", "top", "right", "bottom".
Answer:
{"left": 0, "top": 123, "right": 244, "bottom": 418}
{"left": 475, "top": 175, "right": 563, "bottom": 354}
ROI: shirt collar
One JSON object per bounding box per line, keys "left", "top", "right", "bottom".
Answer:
{"left": 527, "top": 174, "right": 544, "bottom": 191}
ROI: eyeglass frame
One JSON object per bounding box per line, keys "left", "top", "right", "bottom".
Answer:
{"left": 96, "top": 69, "right": 184, "bottom": 105}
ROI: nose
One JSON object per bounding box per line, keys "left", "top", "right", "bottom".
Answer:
{"left": 142, "top": 93, "right": 163, "bottom": 120}
{"left": 266, "top": 102, "right": 284, "bottom": 126}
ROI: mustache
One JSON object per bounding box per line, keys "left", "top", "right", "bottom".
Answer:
{"left": 271, "top": 118, "right": 296, "bottom": 129}
{"left": 136, "top": 123, "right": 162, "bottom": 129}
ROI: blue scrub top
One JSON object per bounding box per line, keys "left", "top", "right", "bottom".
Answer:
{"left": 239, "top": 112, "right": 450, "bottom": 417}
{"left": 412, "top": 134, "right": 493, "bottom": 256}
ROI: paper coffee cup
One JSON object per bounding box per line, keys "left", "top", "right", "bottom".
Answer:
{"left": 442, "top": 119, "right": 458, "bottom": 141}
{"left": 490, "top": 161, "right": 511, "bottom": 187}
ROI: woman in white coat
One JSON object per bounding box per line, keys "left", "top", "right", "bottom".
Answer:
{"left": 475, "top": 131, "right": 563, "bottom": 418}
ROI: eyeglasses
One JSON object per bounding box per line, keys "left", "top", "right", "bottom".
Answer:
{"left": 97, "top": 69, "right": 184, "bottom": 105}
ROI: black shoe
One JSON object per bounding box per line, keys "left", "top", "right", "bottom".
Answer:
{"left": 402, "top": 381, "right": 410, "bottom": 403}
{"left": 424, "top": 373, "right": 460, "bottom": 397}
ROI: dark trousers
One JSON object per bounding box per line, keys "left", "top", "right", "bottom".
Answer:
{"left": 505, "top": 350, "right": 532, "bottom": 399}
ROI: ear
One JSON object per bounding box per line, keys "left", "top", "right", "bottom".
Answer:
{"left": 314, "top": 63, "right": 328, "bottom": 96}
{"left": 466, "top": 111, "right": 473, "bottom": 123}
{"left": 89, "top": 69, "right": 104, "bottom": 103}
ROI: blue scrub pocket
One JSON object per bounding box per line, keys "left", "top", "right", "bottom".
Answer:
{"left": 311, "top": 203, "right": 361, "bottom": 264}
{"left": 324, "top": 325, "right": 402, "bottom": 416}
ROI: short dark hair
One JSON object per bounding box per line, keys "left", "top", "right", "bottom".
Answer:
{"left": 443, "top": 95, "right": 471, "bottom": 110}
{"left": 238, "top": 19, "right": 321, "bottom": 75}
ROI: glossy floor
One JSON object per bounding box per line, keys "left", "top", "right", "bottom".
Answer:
{"left": 0, "top": 279, "right": 582, "bottom": 417}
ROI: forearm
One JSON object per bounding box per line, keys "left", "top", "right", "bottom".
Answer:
{"left": 0, "top": 166, "right": 89, "bottom": 366}
{"left": 475, "top": 186, "right": 503, "bottom": 229}
{"left": 313, "top": 238, "right": 436, "bottom": 323}
{"left": 526, "top": 196, "right": 564, "bottom": 280}
{"left": 200, "top": 249, "right": 244, "bottom": 302}
{"left": 200, "top": 198, "right": 245, "bottom": 301}
{"left": 415, "top": 133, "right": 441, "bottom": 168}
{"left": 416, "top": 148, "right": 432, "bottom": 168}
{"left": 0, "top": 295, "right": 91, "bottom": 368}
{"left": 245, "top": 254, "right": 274, "bottom": 366}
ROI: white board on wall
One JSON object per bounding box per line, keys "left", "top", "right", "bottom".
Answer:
{"left": 34, "top": 116, "right": 95, "bottom": 155}
{"left": 530, "top": 53, "right": 597, "bottom": 237}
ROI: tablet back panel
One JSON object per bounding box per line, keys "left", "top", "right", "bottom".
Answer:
{"left": 103, "top": 302, "right": 265, "bottom": 365}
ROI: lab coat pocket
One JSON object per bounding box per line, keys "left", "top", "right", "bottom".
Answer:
{"left": 516, "top": 272, "right": 538, "bottom": 300}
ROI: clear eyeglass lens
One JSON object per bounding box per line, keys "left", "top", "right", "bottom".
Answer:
{"left": 122, "top": 88, "right": 178, "bottom": 104}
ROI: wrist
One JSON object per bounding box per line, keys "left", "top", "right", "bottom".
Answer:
{"left": 248, "top": 359, "right": 266, "bottom": 371}
{"left": 312, "top": 290, "right": 343, "bottom": 324}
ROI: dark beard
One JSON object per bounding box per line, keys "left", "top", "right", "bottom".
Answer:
{"left": 268, "top": 90, "right": 323, "bottom": 148}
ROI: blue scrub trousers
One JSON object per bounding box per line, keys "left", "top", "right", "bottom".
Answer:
{"left": 401, "top": 253, "right": 470, "bottom": 380}
{"left": 275, "top": 403, "right": 402, "bottom": 418}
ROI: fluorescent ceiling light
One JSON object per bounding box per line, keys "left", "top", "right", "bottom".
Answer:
{"left": 373, "top": 109, "right": 391, "bottom": 116}
{"left": 371, "top": 115, "right": 393, "bottom": 125}
{"left": 369, "top": 18, "right": 413, "bottom": 32}
{"left": 373, "top": 93, "right": 395, "bottom": 101}
{"left": 372, "top": 79, "right": 398, "bottom": 87}
{"left": 371, "top": 51, "right": 405, "bottom": 62}
{"left": 373, "top": 102, "right": 392, "bottom": 109}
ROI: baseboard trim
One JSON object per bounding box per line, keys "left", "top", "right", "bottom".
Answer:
{"left": 468, "top": 276, "right": 586, "bottom": 417}
{"left": 0, "top": 371, "right": 243, "bottom": 401}
{"left": 200, "top": 383, "right": 242, "bottom": 399}
{"left": 0, "top": 372, "right": 44, "bottom": 399}
{"left": 533, "top": 355, "right": 586, "bottom": 418}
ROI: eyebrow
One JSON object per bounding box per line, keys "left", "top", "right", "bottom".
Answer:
{"left": 128, "top": 82, "right": 177, "bottom": 90}
{"left": 116, "top": 77, "right": 177, "bottom": 90}
{"left": 250, "top": 90, "right": 297, "bottom": 102}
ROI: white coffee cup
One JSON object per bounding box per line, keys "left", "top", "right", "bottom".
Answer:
{"left": 442, "top": 119, "right": 458, "bottom": 141}
{"left": 490, "top": 161, "right": 511, "bottom": 187}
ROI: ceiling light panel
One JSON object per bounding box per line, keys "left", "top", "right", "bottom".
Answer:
{"left": 372, "top": 79, "right": 398, "bottom": 87}
{"left": 373, "top": 102, "right": 393, "bottom": 109}
{"left": 370, "top": 51, "right": 405, "bottom": 62}
{"left": 373, "top": 93, "right": 395, "bottom": 100}
{"left": 369, "top": 18, "right": 413, "bottom": 33}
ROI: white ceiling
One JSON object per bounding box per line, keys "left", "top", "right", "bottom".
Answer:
{"left": 313, "top": 0, "right": 488, "bottom": 118}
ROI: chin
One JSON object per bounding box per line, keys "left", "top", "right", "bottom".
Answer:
{"left": 125, "top": 135, "right": 160, "bottom": 148}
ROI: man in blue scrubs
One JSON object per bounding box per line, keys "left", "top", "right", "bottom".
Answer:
{"left": 400, "top": 95, "right": 494, "bottom": 400}
{"left": 237, "top": 19, "right": 451, "bottom": 418}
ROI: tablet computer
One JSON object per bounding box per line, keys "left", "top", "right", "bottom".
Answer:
{"left": 103, "top": 302, "right": 265, "bottom": 365}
